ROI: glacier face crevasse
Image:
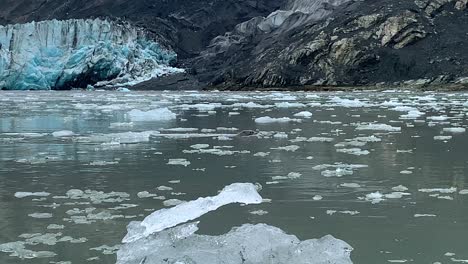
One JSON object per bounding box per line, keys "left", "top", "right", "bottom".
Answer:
{"left": 0, "top": 18, "right": 183, "bottom": 90}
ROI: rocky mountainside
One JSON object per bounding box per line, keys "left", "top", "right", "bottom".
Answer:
{"left": 0, "top": 0, "right": 467, "bottom": 90}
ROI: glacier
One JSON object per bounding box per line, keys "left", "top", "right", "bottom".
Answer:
{"left": 0, "top": 19, "right": 183, "bottom": 90}
{"left": 117, "top": 183, "right": 354, "bottom": 264}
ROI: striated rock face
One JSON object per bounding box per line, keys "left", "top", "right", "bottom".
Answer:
{"left": 189, "top": 0, "right": 468, "bottom": 89}
{"left": 0, "top": 19, "right": 182, "bottom": 90}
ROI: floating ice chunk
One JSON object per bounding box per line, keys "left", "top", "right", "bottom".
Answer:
{"left": 308, "top": 137, "right": 334, "bottom": 142}
{"left": 400, "top": 170, "right": 413, "bottom": 175}
{"left": 81, "top": 131, "right": 160, "bottom": 144}
{"left": 329, "top": 97, "right": 369, "bottom": 107}
{"left": 274, "top": 102, "right": 306, "bottom": 108}
{"left": 255, "top": 116, "right": 301, "bottom": 123}
{"left": 15, "top": 192, "right": 50, "bottom": 198}
{"left": 254, "top": 152, "right": 270, "bottom": 157}
{"left": 28, "top": 213, "right": 53, "bottom": 219}
{"left": 122, "top": 183, "right": 262, "bottom": 243}
{"left": 231, "top": 102, "right": 271, "bottom": 108}
{"left": 127, "top": 108, "right": 176, "bottom": 122}
{"left": 90, "top": 245, "right": 120, "bottom": 255}
{"left": 52, "top": 130, "right": 75, "bottom": 137}
{"left": 0, "top": 241, "right": 56, "bottom": 259}
{"left": 384, "top": 192, "right": 410, "bottom": 199}
{"left": 451, "top": 258, "right": 468, "bottom": 263}
{"left": 47, "top": 224, "right": 65, "bottom": 230}
{"left": 117, "top": 88, "right": 131, "bottom": 92}
{"left": 392, "top": 185, "right": 409, "bottom": 192}
{"left": 352, "top": 135, "right": 382, "bottom": 142}
{"left": 272, "top": 172, "right": 302, "bottom": 181}
{"left": 443, "top": 127, "right": 466, "bottom": 133}
{"left": 156, "top": 186, "right": 174, "bottom": 191}
{"left": 167, "top": 159, "right": 191, "bottom": 167}
{"left": 427, "top": 116, "right": 449, "bottom": 121}
{"left": 249, "top": 210, "right": 269, "bottom": 215}
{"left": 355, "top": 123, "right": 401, "bottom": 132}
{"left": 294, "top": 111, "right": 313, "bottom": 118}
{"left": 400, "top": 110, "right": 425, "bottom": 119}
{"left": 336, "top": 148, "right": 370, "bottom": 156}
{"left": 322, "top": 168, "right": 354, "bottom": 177}
{"left": 459, "top": 190, "right": 468, "bottom": 195}
{"left": 313, "top": 195, "right": 323, "bottom": 201}
{"left": 414, "top": 214, "right": 436, "bottom": 217}
{"left": 61, "top": 189, "right": 130, "bottom": 204}
{"left": 190, "top": 144, "right": 210, "bottom": 149}
{"left": 109, "top": 122, "right": 134, "bottom": 129}
{"left": 314, "top": 163, "right": 367, "bottom": 177}
{"left": 418, "top": 187, "right": 457, "bottom": 193}
{"left": 89, "top": 161, "right": 119, "bottom": 166}
{"left": 273, "top": 132, "right": 288, "bottom": 139}
{"left": 137, "top": 191, "right": 158, "bottom": 198}
{"left": 365, "top": 192, "right": 385, "bottom": 204}
{"left": 270, "top": 145, "right": 300, "bottom": 152}
{"left": 180, "top": 103, "right": 222, "bottom": 111}
{"left": 434, "top": 135, "right": 452, "bottom": 141}
{"left": 117, "top": 223, "right": 353, "bottom": 264}
{"left": 340, "top": 183, "right": 361, "bottom": 188}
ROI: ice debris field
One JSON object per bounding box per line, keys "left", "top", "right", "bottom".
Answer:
{"left": 1, "top": 90, "right": 468, "bottom": 263}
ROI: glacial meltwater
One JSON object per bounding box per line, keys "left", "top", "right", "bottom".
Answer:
{"left": 1, "top": 90, "right": 468, "bottom": 264}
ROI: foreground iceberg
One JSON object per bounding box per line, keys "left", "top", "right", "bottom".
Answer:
{"left": 118, "top": 183, "right": 353, "bottom": 264}
{"left": 123, "top": 183, "right": 263, "bottom": 243}
{"left": 0, "top": 19, "right": 183, "bottom": 90}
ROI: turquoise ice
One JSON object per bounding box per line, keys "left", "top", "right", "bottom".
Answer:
{"left": 0, "top": 19, "right": 183, "bottom": 90}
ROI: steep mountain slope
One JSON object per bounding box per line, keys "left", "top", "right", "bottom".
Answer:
{"left": 192, "top": 0, "right": 468, "bottom": 89}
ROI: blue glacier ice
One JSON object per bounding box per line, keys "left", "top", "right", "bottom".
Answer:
{"left": 0, "top": 19, "right": 183, "bottom": 90}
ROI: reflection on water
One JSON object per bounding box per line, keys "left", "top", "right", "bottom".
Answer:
{"left": 0, "top": 90, "right": 468, "bottom": 263}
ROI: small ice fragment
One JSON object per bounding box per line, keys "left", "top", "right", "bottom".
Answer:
{"left": 249, "top": 210, "right": 269, "bottom": 215}
{"left": 414, "top": 214, "right": 437, "bottom": 217}
{"left": 28, "top": 213, "right": 53, "bottom": 219}
{"left": 167, "top": 159, "right": 190, "bottom": 167}
{"left": 270, "top": 145, "right": 300, "bottom": 152}
{"left": 294, "top": 111, "right": 313, "bottom": 118}
{"left": 15, "top": 192, "right": 50, "bottom": 198}
{"left": 356, "top": 123, "right": 401, "bottom": 132}
{"left": 336, "top": 148, "right": 370, "bottom": 156}
{"left": 313, "top": 195, "right": 323, "bottom": 201}
{"left": 418, "top": 187, "right": 457, "bottom": 193}
{"left": 156, "top": 186, "right": 173, "bottom": 191}
{"left": 308, "top": 137, "right": 334, "bottom": 142}
{"left": 365, "top": 192, "right": 385, "bottom": 204}
{"left": 443, "top": 127, "right": 466, "bottom": 133}
{"left": 52, "top": 130, "right": 75, "bottom": 137}
{"left": 433, "top": 135, "right": 452, "bottom": 141}
{"left": 255, "top": 116, "right": 301, "bottom": 123}
{"left": 127, "top": 108, "right": 176, "bottom": 122}
{"left": 47, "top": 224, "right": 65, "bottom": 230}
{"left": 190, "top": 144, "right": 210, "bottom": 149}
{"left": 392, "top": 185, "right": 409, "bottom": 192}
{"left": 340, "top": 183, "right": 361, "bottom": 188}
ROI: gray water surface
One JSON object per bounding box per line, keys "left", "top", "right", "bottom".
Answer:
{"left": 1, "top": 90, "right": 468, "bottom": 263}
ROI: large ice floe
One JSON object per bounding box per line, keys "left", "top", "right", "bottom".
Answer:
{"left": 117, "top": 183, "right": 353, "bottom": 264}
{"left": 0, "top": 19, "right": 183, "bottom": 90}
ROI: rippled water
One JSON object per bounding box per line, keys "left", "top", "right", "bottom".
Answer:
{"left": 1, "top": 90, "right": 468, "bottom": 264}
